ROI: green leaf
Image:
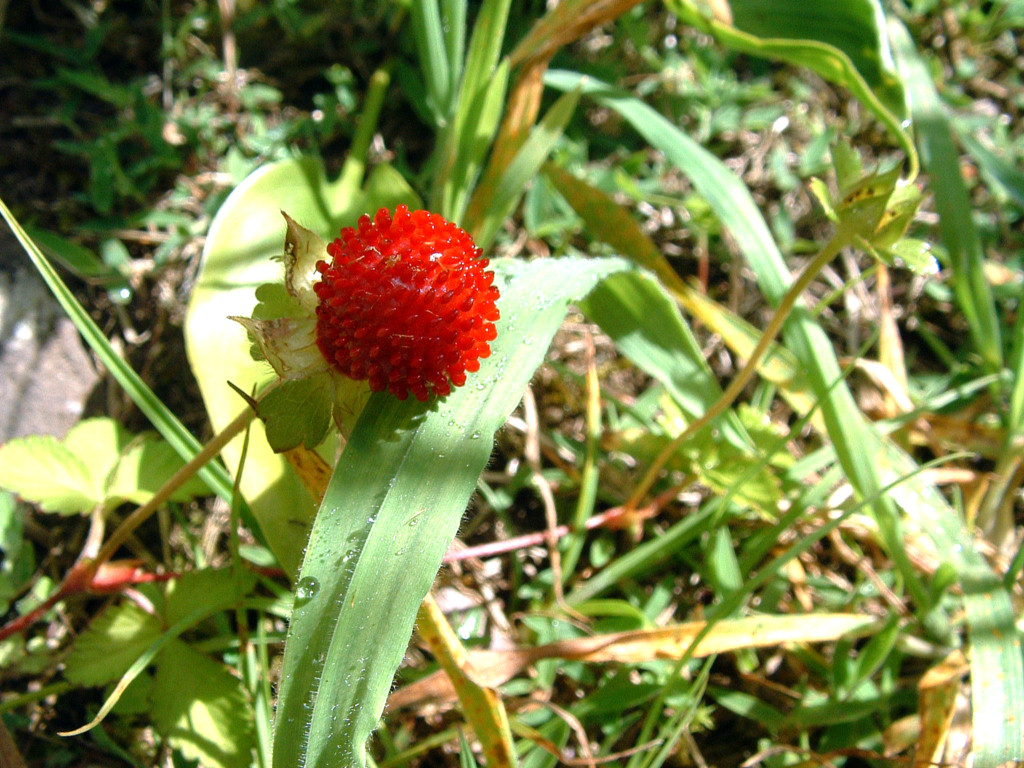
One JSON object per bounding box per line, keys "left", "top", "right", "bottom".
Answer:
{"left": 64, "top": 602, "right": 162, "bottom": 686}
{"left": 272, "top": 255, "right": 630, "bottom": 768}
{"left": 152, "top": 640, "right": 255, "bottom": 768}
{"left": 0, "top": 435, "right": 100, "bottom": 515}
{"left": 0, "top": 417, "right": 209, "bottom": 514}
{"left": 164, "top": 568, "right": 255, "bottom": 627}
{"left": 259, "top": 374, "right": 334, "bottom": 453}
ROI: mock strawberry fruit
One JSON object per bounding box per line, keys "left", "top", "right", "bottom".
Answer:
{"left": 313, "top": 206, "right": 500, "bottom": 401}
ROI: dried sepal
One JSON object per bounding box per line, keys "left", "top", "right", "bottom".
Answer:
{"left": 232, "top": 315, "right": 328, "bottom": 381}
{"left": 282, "top": 213, "right": 326, "bottom": 313}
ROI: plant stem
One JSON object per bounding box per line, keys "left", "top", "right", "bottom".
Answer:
{"left": 625, "top": 224, "right": 855, "bottom": 511}
{"left": 95, "top": 406, "right": 256, "bottom": 567}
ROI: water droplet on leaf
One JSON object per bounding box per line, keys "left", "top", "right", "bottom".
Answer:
{"left": 295, "top": 576, "right": 320, "bottom": 601}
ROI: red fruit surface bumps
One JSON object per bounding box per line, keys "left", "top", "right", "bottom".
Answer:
{"left": 313, "top": 206, "right": 500, "bottom": 401}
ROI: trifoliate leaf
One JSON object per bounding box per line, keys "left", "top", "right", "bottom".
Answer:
{"left": 151, "top": 639, "right": 255, "bottom": 768}
{"left": 64, "top": 602, "right": 162, "bottom": 686}
{"left": 259, "top": 373, "right": 334, "bottom": 453}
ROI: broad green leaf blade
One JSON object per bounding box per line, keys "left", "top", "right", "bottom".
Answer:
{"left": 184, "top": 158, "right": 420, "bottom": 575}
{"left": 0, "top": 197, "right": 237, "bottom": 506}
{"left": 64, "top": 602, "right": 162, "bottom": 686}
{"left": 272, "top": 255, "right": 629, "bottom": 768}
{"left": 890, "top": 20, "right": 1002, "bottom": 371}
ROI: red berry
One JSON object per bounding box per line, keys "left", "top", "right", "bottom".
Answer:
{"left": 313, "top": 206, "right": 500, "bottom": 401}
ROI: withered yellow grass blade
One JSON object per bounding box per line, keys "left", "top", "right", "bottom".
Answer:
{"left": 391, "top": 613, "right": 879, "bottom": 708}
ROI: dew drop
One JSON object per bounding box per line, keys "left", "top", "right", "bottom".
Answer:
{"left": 295, "top": 576, "right": 320, "bottom": 601}
{"left": 469, "top": 431, "right": 482, "bottom": 440}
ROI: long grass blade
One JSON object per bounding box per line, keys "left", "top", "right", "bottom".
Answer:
{"left": 0, "top": 197, "right": 237, "bottom": 504}
{"left": 272, "top": 255, "right": 630, "bottom": 768}
{"left": 890, "top": 19, "right": 1002, "bottom": 371}
{"left": 469, "top": 87, "right": 580, "bottom": 249}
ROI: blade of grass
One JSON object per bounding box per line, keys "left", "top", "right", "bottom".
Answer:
{"left": 417, "top": 595, "right": 515, "bottom": 768}
{"left": 410, "top": 0, "right": 454, "bottom": 125}
{"left": 0, "top": 197, "right": 236, "bottom": 505}
{"left": 468, "top": 87, "right": 580, "bottom": 249}
{"left": 271, "top": 255, "right": 630, "bottom": 768}
{"left": 889, "top": 19, "right": 1002, "bottom": 372}
{"left": 464, "top": 0, "right": 642, "bottom": 236}
{"left": 432, "top": 0, "right": 513, "bottom": 221}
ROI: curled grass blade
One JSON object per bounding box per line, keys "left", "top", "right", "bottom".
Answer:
{"left": 668, "top": 0, "right": 917, "bottom": 177}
